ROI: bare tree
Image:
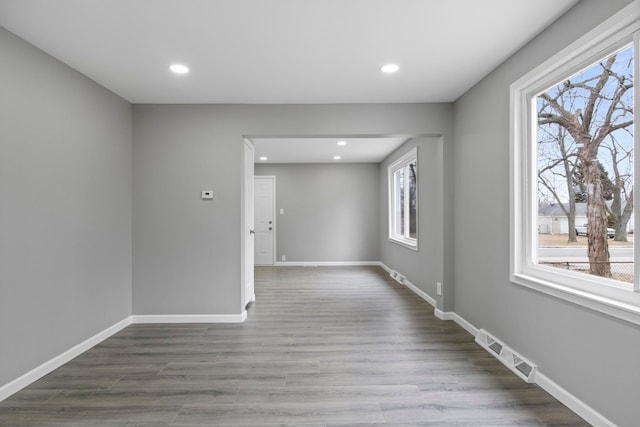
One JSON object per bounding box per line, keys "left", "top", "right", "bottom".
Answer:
{"left": 538, "top": 51, "right": 633, "bottom": 278}
{"left": 602, "top": 134, "right": 634, "bottom": 241}
{"left": 408, "top": 162, "right": 417, "bottom": 237}
{"left": 537, "top": 126, "right": 579, "bottom": 242}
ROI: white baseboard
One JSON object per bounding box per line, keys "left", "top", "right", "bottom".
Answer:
{"left": 378, "top": 262, "right": 437, "bottom": 308}
{"left": 536, "top": 372, "right": 616, "bottom": 427}
{"left": 270, "top": 261, "right": 616, "bottom": 425}
{"left": 434, "top": 309, "right": 614, "bottom": 427}
{"left": 434, "top": 309, "right": 479, "bottom": 336}
{"left": 131, "top": 313, "right": 247, "bottom": 324}
{"left": 0, "top": 310, "right": 248, "bottom": 403}
{"left": 378, "top": 262, "right": 392, "bottom": 274}
{"left": 0, "top": 317, "right": 132, "bottom": 402}
{"left": 274, "top": 261, "right": 382, "bottom": 267}
{"left": 403, "top": 279, "right": 437, "bottom": 308}
{"left": 0, "top": 276, "right": 617, "bottom": 427}
{"left": 433, "top": 308, "right": 448, "bottom": 320}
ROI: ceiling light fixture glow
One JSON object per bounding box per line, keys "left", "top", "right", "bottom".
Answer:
{"left": 259, "top": 156, "right": 268, "bottom": 161}
{"left": 169, "top": 64, "right": 189, "bottom": 74}
{"left": 333, "top": 156, "right": 341, "bottom": 160}
{"left": 337, "top": 141, "right": 347, "bottom": 146}
{"left": 381, "top": 63, "right": 399, "bottom": 73}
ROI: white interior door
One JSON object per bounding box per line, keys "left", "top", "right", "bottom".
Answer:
{"left": 243, "top": 140, "right": 255, "bottom": 306}
{"left": 254, "top": 176, "right": 275, "bottom": 265}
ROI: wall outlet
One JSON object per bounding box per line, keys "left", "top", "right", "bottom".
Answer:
{"left": 436, "top": 282, "right": 442, "bottom": 296}
{"left": 280, "top": 208, "right": 284, "bottom": 215}
{"left": 282, "top": 255, "right": 286, "bottom": 261}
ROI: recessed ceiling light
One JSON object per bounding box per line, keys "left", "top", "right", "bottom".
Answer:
{"left": 381, "top": 63, "right": 399, "bottom": 73}
{"left": 337, "top": 141, "right": 347, "bottom": 146}
{"left": 333, "top": 156, "right": 341, "bottom": 160}
{"left": 170, "top": 64, "right": 189, "bottom": 74}
{"left": 259, "top": 156, "right": 268, "bottom": 161}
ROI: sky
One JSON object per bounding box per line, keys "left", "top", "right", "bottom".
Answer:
{"left": 536, "top": 44, "right": 634, "bottom": 206}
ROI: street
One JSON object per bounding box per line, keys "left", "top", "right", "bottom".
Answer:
{"left": 538, "top": 247, "right": 633, "bottom": 260}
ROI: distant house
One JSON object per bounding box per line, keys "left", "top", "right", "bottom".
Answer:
{"left": 538, "top": 202, "right": 633, "bottom": 234}
{"left": 538, "top": 203, "right": 587, "bottom": 234}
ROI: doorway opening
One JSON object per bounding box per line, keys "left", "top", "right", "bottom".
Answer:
{"left": 254, "top": 176, "right": 276, "bottom": 265}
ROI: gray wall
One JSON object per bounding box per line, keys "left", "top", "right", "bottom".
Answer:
{"left": 255, "top": 163, "right": 380, "bottom": 262}
{"left": 132, "top": 104, "right": 453, "bottom": 315}
{"left": 0, "top": 28, "right": 132, "bottom": 386}
{"left": 452, "top": 1, "right": 640, "bottom": 425}
{"left": 380, "top": 138, "right": 443, "bottom": 306}
{"left": 9, "top": 2, "right": 636, "bottom": 422}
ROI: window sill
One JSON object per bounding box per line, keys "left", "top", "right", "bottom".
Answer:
{"left": 389, "top": 236, "right": 418, "bottom": 251}
{"left": 511, "top": 272, "right": 640, "bottom": 326}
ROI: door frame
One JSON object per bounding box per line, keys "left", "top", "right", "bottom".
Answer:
{"left": 241, "top": 138, "right": 255, "bottom": 314}
{"left": 254, "top": 175, "right": 277, "bottom": 266}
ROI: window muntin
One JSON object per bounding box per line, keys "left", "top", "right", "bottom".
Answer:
{"left": 389, "top": 148, "right": 418, "bottom": 249}
{"left": 510, "top": 4, "right": 640, "bottom": 326}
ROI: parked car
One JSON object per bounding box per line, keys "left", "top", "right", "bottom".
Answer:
{"left": 575, "top": 224, "right": 615, "bottom": 238}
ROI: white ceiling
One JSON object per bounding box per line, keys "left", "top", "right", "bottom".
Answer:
{"left": 0, "top": 0, "right": 579, "bottom": 104}
{"left": 252, "top": 136, "right": 411, "bottom": 164}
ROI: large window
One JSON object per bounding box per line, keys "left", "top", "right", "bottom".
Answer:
{"left": 389, "top": 148, "right": 418, "bottom": 249}
{"left": 537, "top": 45, "right": 634, "bottom": 283}
{"left": 511, "top": 5, "right": 640, "bottom": 325}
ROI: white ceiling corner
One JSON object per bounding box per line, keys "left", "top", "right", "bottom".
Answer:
{"left": 0, "top": 0, "right": 579, "bottom": 162}
{"left": 0, "top": 0, "right": 579, "bottom": 104}
{"left": 252, "top": 136, "right": 411, "bottom": 164}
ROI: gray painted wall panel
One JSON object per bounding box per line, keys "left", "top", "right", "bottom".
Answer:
{"left": 132, "top": 103, "right": 453, "bottom": 315}
{"left": 0, "top": 2, "right": 634, "bottom": 422}
{"left": 255, "top": 163, "right": 379, "bottom": 262}
{"left": 0, "top": 28, "right": 132, "bottom": 386}
{"left": 379, "top": 138, "right": 443, "bottom": 306}
{"left": 452, "top": 1, "right": 639, "bottom": 425}
{"left": 3, "top": 3, "right": 637, "bottom": 422}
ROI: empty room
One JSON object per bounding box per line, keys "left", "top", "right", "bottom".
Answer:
{"left": 1, "top": 1, "right": 639, "bottom": 426}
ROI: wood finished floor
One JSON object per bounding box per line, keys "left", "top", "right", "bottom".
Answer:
{"left": 0, "top": 266, "right": 590, "bottom": 426}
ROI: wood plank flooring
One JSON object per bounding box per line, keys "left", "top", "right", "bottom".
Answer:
{"left": 0, "top": 266, "right": 590, "bottom": 426}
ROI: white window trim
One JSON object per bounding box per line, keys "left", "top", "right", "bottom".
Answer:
{"left": 388, "top": 147, "right": 418, "bottom": 250}
{"left": 510, "top": 0, "right": 640, "bottom": 326}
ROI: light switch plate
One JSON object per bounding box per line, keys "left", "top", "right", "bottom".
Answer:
{"left": 201, "top": 190, "right": 213, "bottom": 199}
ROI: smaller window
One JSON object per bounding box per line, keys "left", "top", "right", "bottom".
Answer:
{"left": 389, "top": 147, "right": 418, "bottom": 249}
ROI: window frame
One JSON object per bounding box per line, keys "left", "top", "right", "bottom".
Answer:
{"left": 510, "top": 2, "right": 640, "bottom": 326}
{"left": 388, "top": 147, "right": 418, "bottom": 250}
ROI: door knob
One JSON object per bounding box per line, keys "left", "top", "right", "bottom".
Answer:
{"left": 249, "top": 229, "right": 255, "bottom": 235}
{"left": 269, "top": 227, "right": 272, "bottom": 231}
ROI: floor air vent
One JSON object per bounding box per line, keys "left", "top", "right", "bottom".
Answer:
{"left": 389, "top": 270, "right": 406, "bottom": 285}
{"left": 487, "top": 337, "right": 503, "bottom": 355}
{"left": 475, "top": 329, "right": 537, "bottom": 383}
